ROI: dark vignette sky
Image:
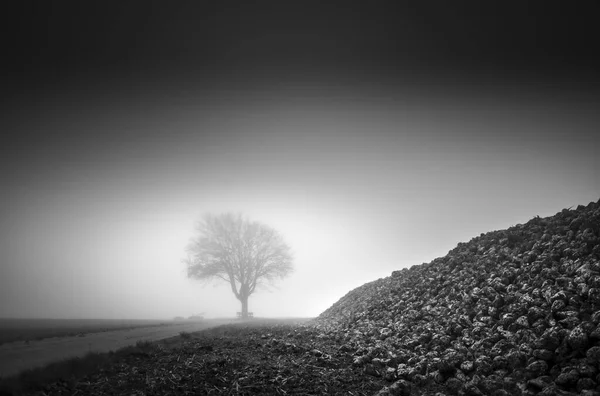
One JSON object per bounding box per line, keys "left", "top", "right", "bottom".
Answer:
{"left": 1, "top": 1, "right": 599, "bottom": 319}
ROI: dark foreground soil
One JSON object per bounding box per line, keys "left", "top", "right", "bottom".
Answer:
{"left": 5, "top": 320, "right": 389, "bottom": 395}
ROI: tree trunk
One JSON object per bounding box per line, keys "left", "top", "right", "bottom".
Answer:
{"left": 241, "top": 295, "right": 249, "bottom": 319}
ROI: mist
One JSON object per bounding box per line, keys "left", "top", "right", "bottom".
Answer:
{"left": 1, "top": 1, "right": 598, "bottom": 320}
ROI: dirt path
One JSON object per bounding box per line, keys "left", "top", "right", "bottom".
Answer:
{"left": 3, "top": 320, "right": 386, "bottom": 396}
{"left": 0, "top": 319, "right": 237, "bottom": 378}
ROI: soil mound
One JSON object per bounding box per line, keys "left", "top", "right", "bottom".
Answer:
{"left": 315, "top": 200, "right": 600, "bottom": 395}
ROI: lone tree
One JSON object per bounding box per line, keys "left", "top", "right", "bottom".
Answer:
{"left": 184, "top": 213, "right": 294, "bottom": 319}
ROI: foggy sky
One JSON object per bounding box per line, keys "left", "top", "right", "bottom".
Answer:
{"left": 1, "top": 1, "right": 599, "bottom": 319}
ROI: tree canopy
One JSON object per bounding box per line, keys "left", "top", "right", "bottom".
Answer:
{"left": 184, "top": 213, "right": 294, "bottom": 318}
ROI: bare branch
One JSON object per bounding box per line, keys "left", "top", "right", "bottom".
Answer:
{"left": 184, "top": 212, "right": 295, "bottom": 304}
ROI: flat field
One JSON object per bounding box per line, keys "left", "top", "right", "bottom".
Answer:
{"left": 0, "top": 318, "right": 239, "bottom": 378}
{"left": 0, "top": 318, "right": 176, "bottom": 345}
{"left": 1, "top": 318, "right": 389, "bottom": 396}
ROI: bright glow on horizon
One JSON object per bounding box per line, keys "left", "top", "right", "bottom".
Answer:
{"left": 1, "top": 85, "right": 598, "bottom": 320}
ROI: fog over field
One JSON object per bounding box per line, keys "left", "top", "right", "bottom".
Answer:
{"left": 1, "top": 2, "right": 599, "bottom": 320}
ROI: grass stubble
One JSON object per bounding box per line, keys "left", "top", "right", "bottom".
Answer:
{"left": 0, "top": 318, "right": 322, "bottom": 396}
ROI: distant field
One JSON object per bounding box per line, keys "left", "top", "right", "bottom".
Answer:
{"left": 0, "top": 318, "right": 179, "bottom": 345}
{"left": 0, "top": 317, "right": 313, "bottom": 378}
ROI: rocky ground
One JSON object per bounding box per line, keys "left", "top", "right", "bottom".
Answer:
{"left": 5, "top": 199, "right": 600, "bottom": 395}
{"left": 315, "top": 199, "right": 600, "bottom": 395}
{"left": 10, "top": 322, "right": 387, "bottom": 395}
